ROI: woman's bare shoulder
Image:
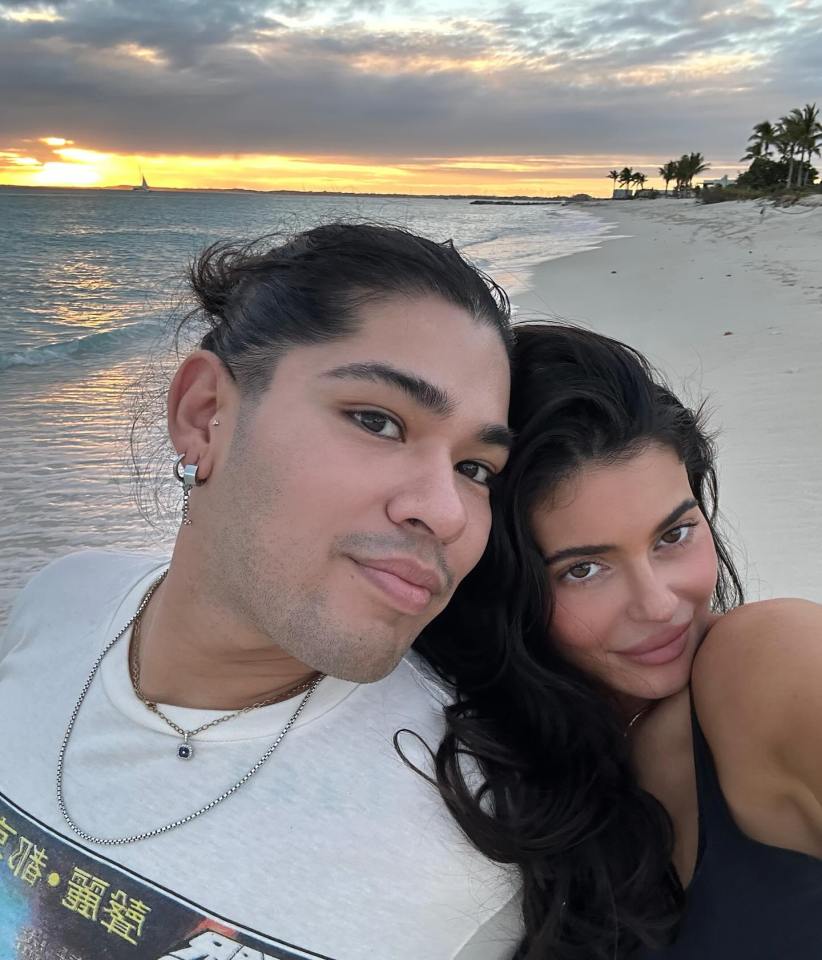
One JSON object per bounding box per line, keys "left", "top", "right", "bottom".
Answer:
{"left": 693, "top": 598, "right": 821, "bottom": 687}
{"left": 691, "top": 598, "right": 822, "bottom": 844}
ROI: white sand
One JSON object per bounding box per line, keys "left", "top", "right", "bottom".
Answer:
{"left": 513, "top": 198, "right": 822, "bottom": 602}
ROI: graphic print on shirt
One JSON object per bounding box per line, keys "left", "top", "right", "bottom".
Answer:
{"left": 0, "top": 791, "right": 333, "bottom": 960}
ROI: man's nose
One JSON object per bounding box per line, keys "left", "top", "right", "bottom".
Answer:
{"left": 385, "top": 456, "right": 471, "bottom": 545}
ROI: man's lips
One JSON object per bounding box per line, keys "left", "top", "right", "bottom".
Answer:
{"left": 350, "top": 557, "right": 445, "bottom": 615}
{"left": 619, "top": 621, "right": 692, "bottom": 666}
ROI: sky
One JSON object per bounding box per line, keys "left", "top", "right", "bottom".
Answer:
{"left": 0, "top": 0, "right": 819, "bottom": 196}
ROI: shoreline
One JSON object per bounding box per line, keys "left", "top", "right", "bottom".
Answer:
{"left": 512, "top": 199, "right": 822, "bottom": 602}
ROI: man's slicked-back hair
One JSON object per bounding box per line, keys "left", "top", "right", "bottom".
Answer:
{"left": 181, "top": 222, "right": 513, "bottom": 396}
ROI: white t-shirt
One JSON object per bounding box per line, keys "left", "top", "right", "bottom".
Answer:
{"left": 0, "top": 551, "right": 521, "bottom": 960}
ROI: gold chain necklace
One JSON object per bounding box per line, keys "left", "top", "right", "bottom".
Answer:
{"left": 56, "top": 570, "right": 326, "bottom": 845}
{"left": 129, "top": 575, "right": 322, "bottom": 760}
{"left": 625, "top": 702, "right": 655, "bottom": 737}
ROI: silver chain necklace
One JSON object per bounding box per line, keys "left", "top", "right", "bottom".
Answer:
{"left": 128, "top": 588, "right": 321, "bottom": 761}
{"left": 56, "top": 569, "right": 324, "bottom": 846}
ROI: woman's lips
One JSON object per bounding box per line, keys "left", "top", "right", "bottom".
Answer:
{"left": 620, "top": 621, "right": 692, "bottom": 666}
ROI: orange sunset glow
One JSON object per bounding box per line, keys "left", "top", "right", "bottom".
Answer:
{"left": 0, "top": 138, "right": 702, "bottom": 197}
{"left": 0, "top": 0, "right": 806, "bottom": 198}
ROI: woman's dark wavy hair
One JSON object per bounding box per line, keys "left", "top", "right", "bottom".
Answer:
{"left": 416, "top": 323, "right": 744, "bottom": 960}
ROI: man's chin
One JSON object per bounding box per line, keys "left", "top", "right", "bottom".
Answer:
{"left": 315, "top": 635, "right": 415, "bottom": 684}
{"left": 329, "top": 652, "right": 408, "bottom": 684}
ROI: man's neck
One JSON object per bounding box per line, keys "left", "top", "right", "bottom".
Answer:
{"left": 133, "top": 555, "right": 317, "bottom": 710}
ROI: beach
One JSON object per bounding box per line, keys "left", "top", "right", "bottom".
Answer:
{"left": 1, "top": 191, "right": 820, "bottom": 621}
{"left": 0, "top": 190, "right": 616, "bottom": 622}
{"left": 514, "top": 197, "right": 822, "bottom": 603}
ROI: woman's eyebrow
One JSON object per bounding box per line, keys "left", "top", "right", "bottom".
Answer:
{"left": 544, "top": 542, "right": 615, "bottom": 566}
{"left": 543, "top": 498, "right": 699, "bottom": 566}
{"left": 653, "top": 498, "right": 698, "bottom": 535}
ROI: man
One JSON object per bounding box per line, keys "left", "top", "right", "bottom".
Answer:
{"left": 0, "top": 224, "right": 520, "bottom": 959}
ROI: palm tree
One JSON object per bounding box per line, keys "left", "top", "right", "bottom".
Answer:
{"left": 793, "top": 103, "right": 821, "bottom": 186}
{"left": 618, "top": 166, "right": 634, "bottom": 194}
{"left": 674, "top": 152, "right": 710, "bottom": 193}
{"left": 777, "top": 110, "right": 808, "bottom": 187}
{"left": 631, "top": 171, "right": 647, "bottom": 192}
{"left": 741, "top": 121, "right": 778, "bottom": 162}
{"left": 687, "top": 152, "right": 710, "bottom": 188}
{"left": 740, "top": 106, "right": 820, "bottom": 189}
{"left": 673, "top": 155, "right": 689, "bottom": 194}
{"left": 607, "top": 169, "right": 620, "bottom": 195}
{"left": 658, "top": 161, "right": 676, "bottom": 195}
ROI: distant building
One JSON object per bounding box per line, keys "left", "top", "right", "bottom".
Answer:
{"left": 612, "top": 189, "right": 632, "bottom": 199}
{"left": 702, "top": 175, "right": 732, "bottom": 188}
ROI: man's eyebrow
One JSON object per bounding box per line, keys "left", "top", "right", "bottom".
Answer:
{"left": 543, "top": 498, "right": 700, "bottom": 566}
{"left": 478, "top": 424, "right": 514, "bottom": 451}
{"left": 321, "top": 362, "right": 454, "bottom": 416}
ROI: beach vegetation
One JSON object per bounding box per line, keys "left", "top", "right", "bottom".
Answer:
{"left": 700, "top": 186, "right": 758, "bottom": 203}
{"left": 658, "top": 161, "right": 677, "bottom": 195}
{"left": 737, "top": 157, "right": 817, "bottom": 190}
{"left": 739, "top": 104, "right": 822, "bottom": 190}
{"left": 618, "top": 166, "right": 635, "bottom": 194}
{"left": 741, "top": 121, "right": 779, "bottom": 162}
{"left": 606, "top": 153, "right": 710, "bottom": 199}
{"left": 672, "top": 153, "right": 709, "bottom": 195}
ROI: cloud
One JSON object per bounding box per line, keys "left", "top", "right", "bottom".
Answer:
{"left": 0, "top": 0, "right": 819, "bottom": 171}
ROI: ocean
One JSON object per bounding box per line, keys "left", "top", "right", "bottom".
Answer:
{"left": 0, "top": 188, "right": 618, "bottom": 621}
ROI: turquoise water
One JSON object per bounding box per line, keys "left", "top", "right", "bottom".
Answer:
{"left": 0, "top": 188, "right": 617, "bottom": 620}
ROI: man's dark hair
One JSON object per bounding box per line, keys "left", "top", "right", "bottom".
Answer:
{"left": 181, "top": 221, "right": 513, "bottom": 395}
{"left": 132, "top": 220, "right": 511, "bottom": 527}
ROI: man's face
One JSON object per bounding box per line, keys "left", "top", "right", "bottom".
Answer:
{"left": 205, "top": 293, "right": 511, "bottom": 682}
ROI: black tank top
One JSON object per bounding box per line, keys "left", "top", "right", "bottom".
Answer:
{"left": 638, "top": 699, "right": 822, "bottom": 958}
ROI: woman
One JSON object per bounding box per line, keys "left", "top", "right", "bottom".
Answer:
{"left": 418, "top": 323, "right": 822, "bottom": 959}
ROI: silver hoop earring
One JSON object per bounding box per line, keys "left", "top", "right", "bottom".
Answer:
{"left": 173, "top": 454, "right": 202, "bottom": 526}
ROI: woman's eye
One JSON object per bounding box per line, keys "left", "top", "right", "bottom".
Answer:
{"left": 350, "top": 411, "right": 403, "bottom": 440}
{"left": 659, "top": 523, "right": 694, "bottom": 546}
{"left": 562, "top": 561, "right": 601, "bottom": 583}
{"left": 456, "top": 461, "right": 494, "bottom": 486}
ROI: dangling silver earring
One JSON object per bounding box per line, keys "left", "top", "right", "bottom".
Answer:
{"left": 173, "top": 454, "right": 203, "bottom": 526}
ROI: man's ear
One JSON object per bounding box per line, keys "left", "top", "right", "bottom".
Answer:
{"left": 167, "top": 350, "right": 233, "bottom": 479}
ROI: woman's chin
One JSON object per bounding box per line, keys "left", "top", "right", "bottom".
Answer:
{"left": 611, "top": 658, "right": 694, "bottom": 704}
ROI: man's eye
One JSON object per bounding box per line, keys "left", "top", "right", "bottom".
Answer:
{"left": 350, "top": 411, "right": 403, "bottom": 440}
{"left": 456, "top": 461, "right": 494, "bottom": 486}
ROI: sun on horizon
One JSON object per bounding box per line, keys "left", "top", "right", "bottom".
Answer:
{"left": 0, "top": 136, "right": 743, "bottom": 198}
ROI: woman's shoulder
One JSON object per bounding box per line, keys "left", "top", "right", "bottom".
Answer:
{"left": 692, "top": 598, "right": 822, "bottom": 737}
{"left": 693, "top": 598, "right": 822, "bottom": 705}
{"left": 691, "top": 598, "right": 822, "bottom": 849}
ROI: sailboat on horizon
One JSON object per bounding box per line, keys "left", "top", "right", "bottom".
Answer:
{"left": 132, "top": 168, "right": 150, "bottom": 192}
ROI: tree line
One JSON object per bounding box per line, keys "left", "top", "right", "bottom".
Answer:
{"left": 604, "top": 103, "right": 820, "bottom": 198}
{"left": 607, "top": 153, "right": 709, "bottom": 196}
{"left": 740, "top": 103, "right": 821, "bottom": 189}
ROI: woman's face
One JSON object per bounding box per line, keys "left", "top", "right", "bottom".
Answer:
{"left": 531, "top": 444, "right": 718, "bottom": 705}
